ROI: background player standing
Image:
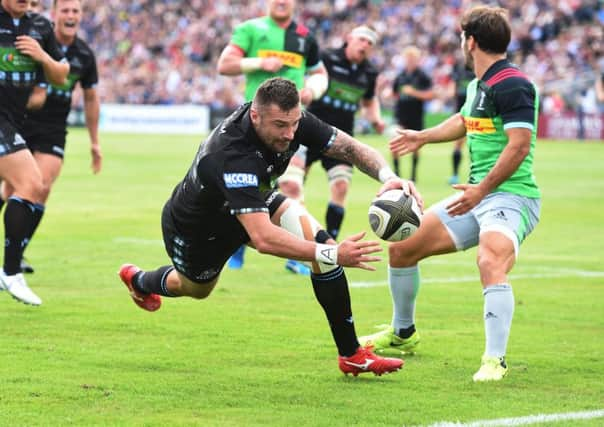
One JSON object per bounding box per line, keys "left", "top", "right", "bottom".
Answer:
{"left": 390, "top": 46, "right": 434, "bottom": 182}
{"left": 2, "top": 0, "right": 102, "bottom": 274}
{"left": 0, "top": 0, "right": 69, "bottom": 306}
{"left": 305, "top": 25, "right": 384, "bottom": 242}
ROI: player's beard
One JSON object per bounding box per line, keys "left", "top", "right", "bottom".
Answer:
{"left": 463, "top": 45, "right": 473, "bottom": 71}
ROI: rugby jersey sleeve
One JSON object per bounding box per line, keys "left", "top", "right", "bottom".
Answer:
{"left": 36, "top": 17, "right": 65, "bottom": 61}
{"left": 230, "top": 20, "right": 252, "bottom": 54}
{"left": 305, "top": 35, "right": 321, "bottom": 70}
{"left": 80, "top": 47, "right": 99, "bottom": 89}
{"left": 297, "top": 110, "right": 337, "bottom": 153}
{"left": 362, "top": 69, "right": 378, "bottom": 100}
{"left": 215, "top": 152, "right": 268, "bottom": 215}
{"left": 493, "top": 78, "right": 537, "bottom": 131}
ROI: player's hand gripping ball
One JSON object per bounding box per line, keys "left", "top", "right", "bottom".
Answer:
{"left": 368, "top": 189, "right": 422, "bottom": 242}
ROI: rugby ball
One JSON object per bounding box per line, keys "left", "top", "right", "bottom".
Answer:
{"left": 368, "top": 189, "right": 422, "bottom": 241}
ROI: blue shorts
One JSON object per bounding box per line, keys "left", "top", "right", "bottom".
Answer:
{"left": 431, "top": 192, "right": 541, "bottom": 257}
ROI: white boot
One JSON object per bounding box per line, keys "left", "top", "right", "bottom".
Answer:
{"left": 0, "top": 270, "right": 42, "bottom": 306}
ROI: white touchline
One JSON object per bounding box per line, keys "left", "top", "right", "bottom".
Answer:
{"left": 350, "top": 269, "right": 604, "bottom": 288}
{"left": 423, "top": 408, "right": 604, "bottom": 427}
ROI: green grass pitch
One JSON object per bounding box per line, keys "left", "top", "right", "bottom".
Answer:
{"left": 1, "top": 129, "right": 602, "bottom": 426}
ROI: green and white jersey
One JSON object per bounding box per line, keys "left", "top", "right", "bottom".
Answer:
{"left": 230, "top": 16, "right": 321, "bottom": 101}
{"left": 461, "top": 59, "right": 540, "bottom": 198}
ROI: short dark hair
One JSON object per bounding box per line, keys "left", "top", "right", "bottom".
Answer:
{"left": 53, "top": 0, "right": 81, "bottom": 8}
{"left": 253, "top": 77, "right": 299, "bottom": 112}
{"left": 461, "top": 6, "right": 511, "bottom": 54}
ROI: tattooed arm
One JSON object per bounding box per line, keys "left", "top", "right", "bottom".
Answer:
{"left": 323, "top": 130, "right": 388, "bottom": 181}
{"left": 324, "top": 130, "right": 424, "bottom": 208}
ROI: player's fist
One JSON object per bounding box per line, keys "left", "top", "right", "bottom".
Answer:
{"left": 261, "top": 57, "right": 283, "bottom": 73}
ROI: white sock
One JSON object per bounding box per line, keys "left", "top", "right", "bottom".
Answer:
{"left": 483, "top": 283, "right": 514, "bottom": 358}
{"left": 389, "top": 265, "right": 420, "bottom": 333}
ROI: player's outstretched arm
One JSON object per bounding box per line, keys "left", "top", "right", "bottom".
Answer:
{"left": 238, "top": 212, "right": 382, "bottom": 270}
{"left": 390, "top": 112, "right": 467, "bottom": 157}
{"left": 323, "top": 130, "right": 424, "bottom": 208}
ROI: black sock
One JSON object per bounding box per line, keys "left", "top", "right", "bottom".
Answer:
{"left": 393, "top": 157, "right": 400, "bottom": 177}
{"left": 411, "top": 153, "right": 419, "bottom": 182}
{"left": 397, "top": 324, "right": 416, "bottom": 339}
{"left": 325, "top": 202, "right": 344, "bottom": 241}
{"left": 3, "top": 197, "right": 38, "bottom": 275}
{"left": 133, "top": 266, "right": 176, "bottom": 297}
{"left": 27, "top": 203, "right": 45, "bottom": 240}
{"left": 452, "top": 149, "right": 462, "bottom": 175}
{"left": 311, "top": 267, "right": 359, "bottom": 357}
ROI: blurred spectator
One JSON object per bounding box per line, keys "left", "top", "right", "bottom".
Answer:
{"left": 33, "top": 0, "right": 604, "bottom": 117}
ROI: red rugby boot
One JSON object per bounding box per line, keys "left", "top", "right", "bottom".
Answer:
{"left": 118, "top": 264, "right": 161, "bottom": 312}
{"left": 338, "top": 345, "right": 404, "bottom": 376}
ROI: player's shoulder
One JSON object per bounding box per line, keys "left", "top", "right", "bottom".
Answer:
{"left": 484, "top": 61, "right": 533, "bottom": 90}
{"left": 292, "top": 21, "right": 310, "bottom": 37}
{"left": 26, "top": 12, "right": 53, "bottom": 31}
{"left": 322, "top": 47, "right": 343, "bottom": 62}
{"left": 73, "top": 37, "right": 96, "bottom": 57}
{"left": 239, "top": 16, "right": 270, "bottom": 30}
{"left": 362, "top": 59, "right": 379, "bottom": 76}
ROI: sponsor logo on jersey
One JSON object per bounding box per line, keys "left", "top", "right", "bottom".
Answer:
{"left": 464, "top": 117, "right": 496, "bottom": 134}
{"left": 223, "top": 173, "right": 259, "bottom": 188}
{"left": 28, "top": 29, "right": 42, "bottom": 40}
{"left": 257, "top": 49, "right": 303, "bottom": 68}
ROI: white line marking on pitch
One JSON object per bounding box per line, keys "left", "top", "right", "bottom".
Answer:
{"left": 424, "top": 408, "right": 604, "bottom": 427}
{"left": 114, "top": 237, "right": 162, "bottom": 245}
{"left": 350, "top": 269, "right": 604, "bottom": 288}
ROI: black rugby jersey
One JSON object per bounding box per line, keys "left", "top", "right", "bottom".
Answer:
{"left": 308, "top": 47, "right": 378, "bottom": 134}
{"left": 0, "top": 7, "right": 64, "bottom": 126}
{"left": 168, "top": 103, "right": 336, "bottom": 232}
{"left": 393, "top": 67, "right": 432, "bottom": 129}
{"left": 25, "top": 37, "right": 97, "bottom": 133}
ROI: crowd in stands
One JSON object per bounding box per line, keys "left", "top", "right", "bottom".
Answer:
{"left": 38, "top": 0, "right": 604, "bottom": 115}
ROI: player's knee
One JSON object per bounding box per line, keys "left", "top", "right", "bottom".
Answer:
{"left": 327, "top": 165, "right": 352, "bottom": 187}
{"left": 330, "top": 179, "right": 349, "bottom": 201}
{"left": 278, "top": 200, "right": 338, "bottom": 274}
{"left": 17, "top": 177, "right": 45, "bottom": 203}
{"left": 38, "top": 180, "right": 52, "bottom": 202}
{"left": 388, "top": 242, "right": 421, "bottom": 267}
{"left": 279, "top": 180, "right": 302, "bottom": 201}
{"left": 476, "top": 251, "right": 500, "bottom": 275}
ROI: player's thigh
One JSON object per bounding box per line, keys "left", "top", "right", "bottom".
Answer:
{"left": 30, "top": 132, "right": 66, "bottom": 185}
{"left": 33, "top": 152, "right": 63, "bottom": 186}
{"left": 0, "top": 149, "right": 43, "bottom": 199}
{"left": 388, "top": 210, "right": 458, "bottom": 267}
{"left": 474, "top": 193, "right": 541, "bottom": 278}
{"left": 161, "top": 203, "right": 247, "bottom": 285}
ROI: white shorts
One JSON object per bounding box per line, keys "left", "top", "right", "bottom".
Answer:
{"left": 430, "top": 192, "right": 541, "bottom": 257}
